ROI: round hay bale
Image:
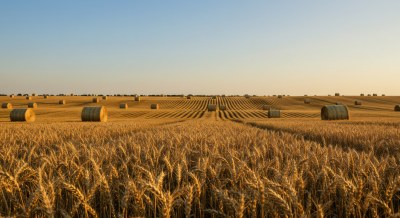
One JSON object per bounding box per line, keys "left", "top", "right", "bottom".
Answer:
{"left": 81, "top": 106, "right": 107, "bottom": 122}
{"left": 28, "top": 103, "right": 37, "bottom": 108}
{"left": 268, "top": 109, "right": 281, "bottom": 118}
{"left": 373, "top": 94, "right": 377, "bottom": 96}
{"left": 44, "top": 95, "right": 48, "bottom": 99}
{"left": 219, "top": 105, "right": 226, "bottom": 111}
{"left": 244, "top": 94, "right": 250, "bottom": 99}
{"left": 354, "top": 100, "right": 362, "bottom": 106}
{"left": 135, "top": 96, "right": 141, "bottom": 101}
{"left": 59, "top": 100, "right": 66, "bottom": 105}
{"left": 187, "top": 96, "right": 192, "bottom": 100}
{"left": 262, "top": 105, "right": 271, "bottom": 110}
{"left": 208, "top": 104, "right": 217, "bottom": 111}
{"left": 10, "top": 108, "right": 35, "bottom": 122}
{"left": 120, "top": 103, "right": 128, "bottom": 109}
{"left": 335, "top": 93, "right": 340, "bottom": 96}
{"left": 32, "top": 93, "right": 36, "bottom": 96}
{"left": 277, "top": 95, "right": 283, "bottom": 99}
{"left": 9, "top": 95, "right": 14, "bottom": 98}
{"left": 1, "top": 103, "right": 12, "bottom": 109}
{"left": 102, "top": 96, "right": 108, "bottom": 100}
{"left": 394, "top": 105, "right": 400, "bottom": 111}
{"left": 304, "top": 99, "right": 311, "bottom": 104}
{"left": 321, "top": 105, "right": 349, "bottom": 120}
{"left": 26, "top": 96, "right": 32, "bottom": 100}
{"left": 92, "top": 98, "right": 100, "bottom": 103}
{"left": 150, "top": 104, "right": 159, "bottom": 109}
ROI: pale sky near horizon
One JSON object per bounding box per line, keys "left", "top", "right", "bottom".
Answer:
{"left": 1, "top": 1, "right": 399, "bottom": 95}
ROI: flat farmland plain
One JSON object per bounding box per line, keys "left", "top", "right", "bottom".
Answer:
{"left": 0, "top": 95, "right": 400, "bottom": 217}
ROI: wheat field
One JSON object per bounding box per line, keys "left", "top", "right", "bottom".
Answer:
{"left": 0, "top": 95, "right": 400, "bottom": 217}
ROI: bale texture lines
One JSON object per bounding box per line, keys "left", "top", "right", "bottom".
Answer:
{"left": 321, "top": 105, "right": 349, "bottom": 120}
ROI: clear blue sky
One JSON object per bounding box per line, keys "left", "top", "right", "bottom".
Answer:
{"left": 1, "top": 1, "right": 399, "bottom": 95}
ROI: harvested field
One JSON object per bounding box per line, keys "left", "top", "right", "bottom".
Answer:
{"left": 1, "top": 95, "right": 400, "bottom": 217}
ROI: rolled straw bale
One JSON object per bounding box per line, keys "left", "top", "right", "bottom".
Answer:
{"left": 92, "top": 98, "right": 100, "bottom": 103}
{"left": 354, "top": 100, "right": 362, "bottom": 106}
{"left": 44, "top": 95, "right": 49, "bottom": 99}
{"left": 321, "top": 105, "right": 349, "bottom": 120}
{"left": 219, "top": 105, "right": 226, "bottom": 111}
{"left": 268, "top": 109, "right": 281, "bottom": 118}
{"left": 335, "top": 93, "right": 340, "bottom": 96}
{"left": 1, "top": 103, "right": 12, "bottom": 109}
{"left": 81, "top": 106, "right": 107, "bottom": 122}
{"left": 262, "top": 105, "right": 271, "bottom": 110}
{"left": 208, "top": 104, "right": 217, "bottom": 111}
{"left": 26, "top": 96, "right": 32, "bottom": 100}
{"left": 10, "top": 95, "right": 14, "bottom": 98}
{"left": 135, "top": 96, "right": 141, "bottom": 101}
{"left": 187, "top": 96, "right": 192, "bottom": 100}
{"left": 373, "top": 93, "right": 378, "bottom": 96}
{"left": 394, "top": 105, "right": 400, "bottom": 111}
{"left": 304, "top": 99, "right": 311, "bottom": 104}
{"left": 28, "top": 103, "right": 37, "bottom": 108}
{"left": 150, "top": 104, "right": 159, "bottom": 109}
{"left": 278, "top": 95, "right": 283, "bottom": 98}
{"left": 10, "top": 108, "right": 35, "bottom": 122}
{"left": 59, "top": 100, "right": 66, "bottom": 105}
{"left": 120, "top": 103, "right": 128, "bottom": 109}
{"left": 102, "top": 96, "right": 108, "bottom": 100}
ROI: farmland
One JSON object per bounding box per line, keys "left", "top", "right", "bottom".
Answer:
{"left": 0, "top": 95, "right": 400, "bottom": 217}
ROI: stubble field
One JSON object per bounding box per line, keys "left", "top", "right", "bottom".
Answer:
{"left": 0, "top": 95, "right": 400, "bottom": 217}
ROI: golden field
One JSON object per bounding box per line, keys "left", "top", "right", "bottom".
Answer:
{"left": 0, "top": 95, "right": 400, "bottom": 217}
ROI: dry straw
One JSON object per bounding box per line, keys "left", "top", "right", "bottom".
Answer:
{"left": 120, "top": 103, "right": 128, "bottom": 109}
{"left": 81, "top": 106, "right": 108, "bottom": 122}
{"left": 321, "top": 105, "right": 349, "bottom": 120}
{"left": 59, "top": 100, "right": 66, "bottom": 105}
{"left": 1, "top": 103, "right": 12, "bottom": 109}
{"left": 28, "top": 103, "right": 38, "bottom": 108}
{"left": 10, "top": 108, "right": 35, "bottom": 122}
{"left": 208, "top": 104, "right": 217, "bottom": 111}
{"left": 268, "top": 109, "right": 281, "bottom": 118}
{"left": 150, "top": 104, "right": 159, "bottom": 109}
